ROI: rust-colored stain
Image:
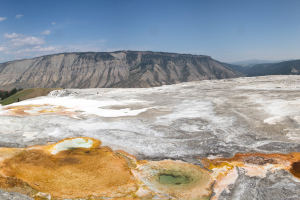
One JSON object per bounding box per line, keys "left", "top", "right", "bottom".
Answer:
{"left": 2, "top": 104, "right": 76, "bottom": 117}
{"left": 0, "top": 137, "right": 137, "bottom": 199}
{"left": 290, "top": 161, "right": 300, "bottom": 178}
{"left": 0, "top": 138, "right": 300, "bottom": 199}
{"left": 0, "top": 175, "right": 38, "bottom": 197}
{"left": 201, "top": 152, "right": 297, "bottom": 170}
{"left": 288, "top": 152, "right": 300, "bottom": 179}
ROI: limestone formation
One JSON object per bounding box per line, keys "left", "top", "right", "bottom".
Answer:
{"left": 0, "top": 75, "right": 299, "bottom": 199}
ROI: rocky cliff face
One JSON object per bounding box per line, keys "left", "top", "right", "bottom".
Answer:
{"left": 0, "top": 51, "right": 243, "bottom": 89}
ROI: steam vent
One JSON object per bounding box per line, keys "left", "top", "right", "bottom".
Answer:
{"left": 1, "top": 75, "right": 300, "bottom": 199}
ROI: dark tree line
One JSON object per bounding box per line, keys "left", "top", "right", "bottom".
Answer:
{"left": 0, "top": 88, "right": 23, "bottom": 100}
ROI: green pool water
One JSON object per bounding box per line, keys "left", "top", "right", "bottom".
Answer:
{"left": 159, "top": 174, "right": 191, "bottom": 185}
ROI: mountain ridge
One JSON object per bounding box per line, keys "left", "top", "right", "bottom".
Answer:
{"left": 226, "top": 59, "right": 300, "bottom": 76}
{"left": 0, "top": 51, "right": 243, "bottom": 90}
{"left": 247, "top": 59, "right": 300, "bottom": 76}
{"left": 230, "top": 59, "right": 288, "bottom": 67}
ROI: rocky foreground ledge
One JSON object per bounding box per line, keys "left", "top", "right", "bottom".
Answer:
{"left": 0, "top": 75, "right": 300, "bottom": 199}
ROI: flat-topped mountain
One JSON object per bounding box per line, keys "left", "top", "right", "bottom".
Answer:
{"left": 0, "top": 51, "right": 243, "bottom": 90}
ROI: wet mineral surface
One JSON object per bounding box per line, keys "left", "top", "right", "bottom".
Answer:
{"left": 0, "top": 75, "right": 300, "bottom": 199}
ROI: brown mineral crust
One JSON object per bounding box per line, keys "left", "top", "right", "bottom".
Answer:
{"left": 289, "top": 152, "right": 300, "bottom": 160}
{"left": 0, "top": 143, "right": 137, "bottom": 199}
{"left": 2, "top": 104, "right": 75, "bottom": 117}
{"left": 2, "top": 137, "right": 300, "bottom": 199}
{"left": 3, "top": 105, "right": 38, "bottom": 115}
{"left": 244, "top": 156, "right": 277, "bottom": 165}
{"left": 200, "top": 152, "right": 300, "bottom": 181}
{"left": 0, "top": 175, "right": 38, "bottom": 197}
{"left": 115, "top": 150, "right": 137, "bottom": 160}
{"left": 0, "top": 176, "right": 24, "bottom": 188}
{"left": 288, "top": 152, "right": 300, "bottom": 179}
{"left": 201, "top": 153, "right": 296, "bottom": 169}
{"left": 108, "top": 198, "right": 142, "bottom": 200}
{"left": 115, "top": 150, "right": 137, "bottom": 169}
{"left": 290, "top": 161, "right": 300, "bottom": 179}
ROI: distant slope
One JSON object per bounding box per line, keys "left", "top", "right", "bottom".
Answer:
{"left": 225, "top": 59, "right": 300, "bottom": 77}
{"left": 230, "top": 59, "right": 286, "bottom": 67}
{"left": 0, "top": 51, "right": 243, "bottom": 90}
{"left": 247, "top": 59, "right": 300, "bottom": 76}
{"left": 0, "top": 88, "right": 61, "bottom": 105}
{"left": 218, "top": 62, "right": 249, "bottom": 75}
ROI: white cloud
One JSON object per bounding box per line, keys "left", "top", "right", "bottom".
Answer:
{"left": 0, "top": 31, "right": 109, "bottom": 62}
{"left": 13, "top": 48, "right": 31, "bottom": 54}
{"left": 0, "top": 17, "right": 7, "bottom": 21}
{"left": 3, "top": 33, "right": 46, "bottom": 47}
{"left": 4, "top": 33, "right": 21, "bottom": 39}
{"left": 12, "top": 46, "right": 57, "bottom": 54}
{"left": 52, "top": 22, "right": 56, "bottom": 25}
{"left": 15, "top": 14, "right": 23, "bottom": 19}
{"left": 1, "top": 32, "right": 54, "bottom": 57}
{"left": 8, "top": 39, "right": 108, "bottom": 58}
{"left": 41, "top": 30, "right": 50, "bottom": 35}
{"left": 11, "top": 36, "right": 45, "bottom": 47}
{"left": 33, "top": 46, "right": 55, "bottom": 51}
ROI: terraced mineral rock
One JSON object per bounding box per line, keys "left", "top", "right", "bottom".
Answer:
{"left": 0, "top": 75, "right": 300, "bottom": 199}
{"left": 0, "top": 138, "right": 300, "bottom": 199}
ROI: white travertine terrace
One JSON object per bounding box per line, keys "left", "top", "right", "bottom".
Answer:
{"left": 0, "top": 76, "right": 300, "bottom": 199}
{"left": 0, "top": 75, "right": 300, "bottom": 157}
{"left": 51, "top": 138, "right": 94, "bottom": 154}
{"left": 1, "top": 97, "right": 152, "bottom": 117}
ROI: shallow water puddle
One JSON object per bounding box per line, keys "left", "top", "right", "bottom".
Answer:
{"left": 159, "top": 174, "right": 191, "bottom": 185}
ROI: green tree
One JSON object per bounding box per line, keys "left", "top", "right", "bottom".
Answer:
{"left": 3, "top": 91, "right": 9, "bottom": 100}
{"left": 10, "top": 88, "right": 18, "bottom": 96}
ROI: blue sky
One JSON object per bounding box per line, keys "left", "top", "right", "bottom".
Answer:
{"left": 0, "top": 0, "right": 299, "bottom": 63}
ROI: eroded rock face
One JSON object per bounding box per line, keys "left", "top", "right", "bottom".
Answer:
{"left": 0, "top": 51, "right": 242, "bottom": 90}
{"left": 0, "top": 75, "right": 299, "bottom": 199}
